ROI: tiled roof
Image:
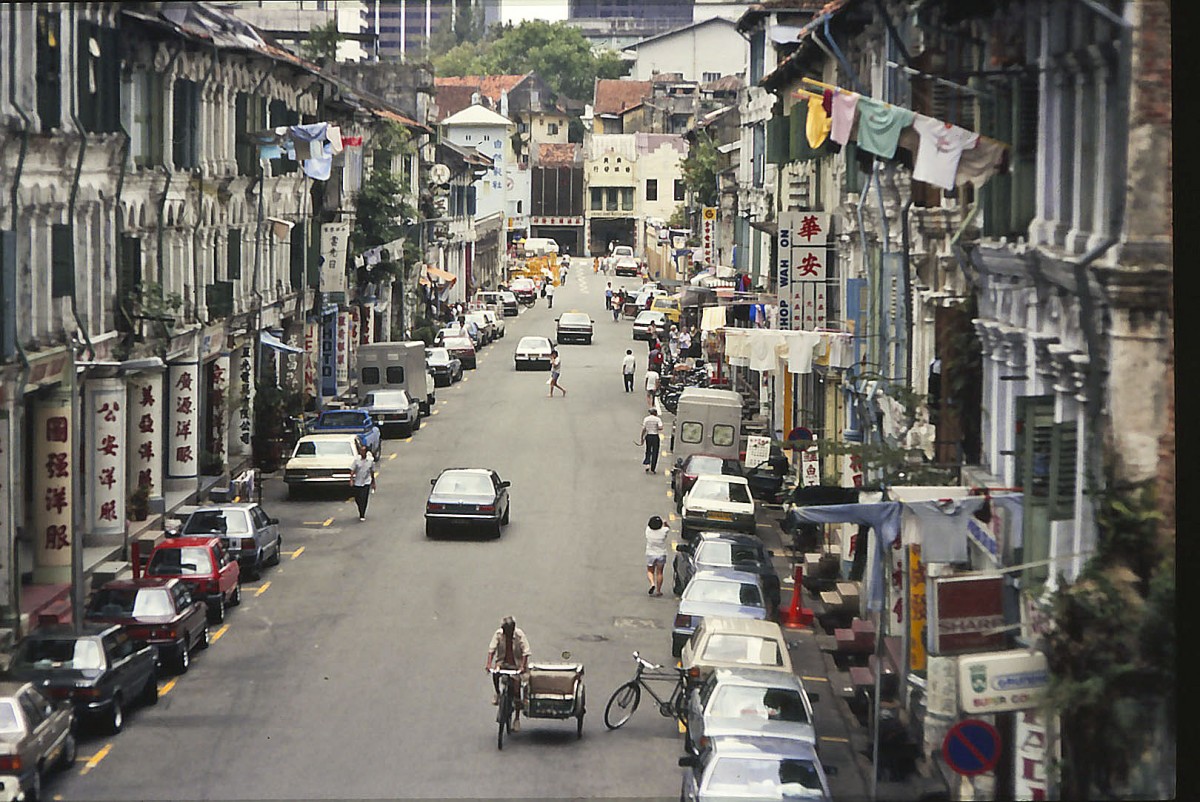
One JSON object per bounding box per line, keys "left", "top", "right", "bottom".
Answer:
{"left": 537, "top": 143, "right": 579, "bottom": 167}
{"left": 434, "top": 75, "right": 531, "bottom": 121}
{"left": 593, "top": 79, "right": 653, "bottom": 116}
{"left": 702, "top": 75, "right": 745, "bottom": 93}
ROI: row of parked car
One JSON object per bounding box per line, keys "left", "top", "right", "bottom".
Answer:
{"left": 0, "top": 501, "right": 284, "bottom": 800}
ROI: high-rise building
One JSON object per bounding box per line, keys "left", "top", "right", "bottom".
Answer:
{"left": 366, "top": 0, "right": 501, "bottom": 61}
{"left": 218, "top": 1, "right": 369, "bottom": 62}
{"left": 566, "top": 0, "right": 694, "bottom": 49}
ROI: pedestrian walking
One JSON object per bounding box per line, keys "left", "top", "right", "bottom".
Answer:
{"left": 612, "top": 289, "right": 623, "bottom": 321}
{"left": 548, "top": 348, "right": 566, "bottom": 397}
{"left": 679, "top": 326, "right": 692, "bottom": 357}
{"left": 644, "top": 516, "right": 669, "bottom": 596}
{"left": 605, "top": 282, "right": 613, "bottom": 311}
{"left": 622, "top": 349, "right": 637, "bottom": 392}
{"left": 349, "top": 440, "right": 376, "bottom": 521}
{"left": 559, "top": 264, "right": 568, "bottom": 284}
{"left": 546, "top": 280, "right": 555, "bottom": 309}
{"left": 639, "top": 407, "right": 663, "bottom": 473}
{"left": 645, "top": 366, "right": 660, "bottom": 409}
{"left": 668, "top": 325, "right": 680, "bottom": 361}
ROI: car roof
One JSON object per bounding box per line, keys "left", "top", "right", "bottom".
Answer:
{"left": 154, "top": 535, "right": 219, "bottom": 548}
{"left": 560, "top": 312, "right": 590, "bottom": 319}
{"left": 707, "top": 734, "right": 820, "bottom": 759}
{"left": 701, "top": 616, "right": 786, "bottom": 639}
{"left": 695, "top": 531, "right": 765, "bottom": 548}
{"left": 320, "top": 407, "right": 368, "bottom": 414}
{"left": 692, "top": 473, "right": 751, "bottom": 486}
{"left": 436, "top": 467, "right": 494, "bottom": 476}
{"left": 688, "top": 568, "right": 764, "bottom": 585}
{"left": 365, "top": 389, "right": 410, "bottom": 398}
{"left": 98, "top": 576, "right": 178, "bottom": 591}
{"left": 710, "top": 667, "right": 806, "bottom": 692}
{"left": 22, "top": 622, "right": 118, "bottom": 640}
{"left": 518, "top": 336, "right": 551, "bottom": 344}
{"left": 296, "top": 434, "right": 362, "bottom": 443}
{"left": 189, "top": 503, "right": 256, "bottom": 512}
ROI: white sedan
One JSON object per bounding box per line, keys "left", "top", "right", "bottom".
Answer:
{"left": 514, "top": 335, "right": 554, "bottom": 370}
{"left": 680, "top": 474, "right": 757, "bottom": 539}
{"left": 282, "top": 434, "right": 361, "bottom": 499}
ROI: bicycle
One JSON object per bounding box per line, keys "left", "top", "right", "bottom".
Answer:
{"left": 491, "top": 667, "right": 523, "bottom": 750}
{"left": 603, "top": 651, "right": 691, "bottom": 731}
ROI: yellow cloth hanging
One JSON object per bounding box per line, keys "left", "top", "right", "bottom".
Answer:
{"left": 805, "top": 95, "right": 832, "bottom": 149}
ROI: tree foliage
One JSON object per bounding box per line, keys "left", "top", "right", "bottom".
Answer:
{"left": 432, "top": 20, "right": 629, "bottom": 101}
{"left": 681, "top": 131, "right": 719, "bottom": 208}
{"left": 352, "top": 169, "right": 418, "bottom": 283}
{"left": 300, "top": 19, "right": 342, "bottom": 65}
{"left": 427, "top": 3, "right": 487, "bottom": 57}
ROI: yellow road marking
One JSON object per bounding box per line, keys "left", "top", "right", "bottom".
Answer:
{"left": 158, "top": 678, "right": 177, "bottom": 696}
{"left": 801, "top": 675, "right": 829, "bottom": 683}
{"left": 290, "top": 546, "right": 305, "bottom": 560}
{"left": 665, "top": 490, "right": 672, "bottom": 498}
{"left": 678, "top": 719, "right": 686, "bottom": 733}
{"left": 432, "top": 409, "right": 440, "bottom": 416}
{"left": 80, "top": 743, "right": 113, "bottom": 774}
{"left": 302, "top": 521, "right": 324, "bottom": 525}
{"left": 403, "top": 437, "right": 412, "bottom": 443}
{"left": 211, "top": 624, "right": 230, "bottom": 643}
{"left": 323, "top": 517, "right": 333, "bottom": 527}
{"left": 820, "top": 736, "right": 850, "bottom": 743}
{"left": 255, "top": 581, "right": 271, "bottom": 597}
{"left": 389, "top": 453, "right": 398, "bottom": 460}
{"left": 668, "top": 513, "right": 677, "bottom": 522}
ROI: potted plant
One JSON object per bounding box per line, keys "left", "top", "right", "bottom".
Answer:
{"left": 127, "top": 484, "right": 150, "bottom": 522}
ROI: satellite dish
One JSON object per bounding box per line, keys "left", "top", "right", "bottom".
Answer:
{"left": 429, "top": 164, "right": 451, "bottom": 185}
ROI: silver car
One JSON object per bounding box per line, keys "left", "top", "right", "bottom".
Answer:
{"left": 0, "top": 681, "right": 76, "bottom": 802}
{"left": 178, "top": 503, "right": 283, "bottom": 579}
{"left": 363, "top": 388, "right": 422, "bottom": 437}
{"left": 679, "top": 735, "right": 833, "bottom": 802}
{"left": 685, "top": 668, "right": 817, "bottom": 755}
{"left": 672, "top": 568, "right": 767, "bottom": 657}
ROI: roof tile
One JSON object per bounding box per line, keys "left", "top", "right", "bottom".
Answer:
{"left": 593, "top": 79, "right": 653, "bottom": 116}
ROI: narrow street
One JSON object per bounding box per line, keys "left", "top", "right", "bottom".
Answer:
{"left": 54, "top": 266, "right": 693, "bottom": 800}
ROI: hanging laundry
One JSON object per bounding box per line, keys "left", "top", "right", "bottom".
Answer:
{"left": 789, "top": 103, "right": 828, "bottom": 162}
{"left": 954, "top": 137, "right": 1009, "bottom": 188}
{"left": 723, "top": 328, "right": 752, "bottom": 366}
{"left": 257, "top": 144, "right": 283, "bottom": 160}
{"left": 903, "top": 498, "right": 989, "bottom": 563}
{"left": 822, "top": 89, "right": 834, "bottom": 116}
{"left": 855, "top": 97, "right": 915, "bottom": 159}
{"left": 830, "top": 91, "right": 859, "bottom": 146}
{"left": 290, "top": 123, "right": 329, "bottom": 160}
{"left": 747, "top": 330, "right": 787, "bottom": 372}
{"left": 327, "top": 125, "right": 344, "bottom": 155}
{"left": 302, "top": 155, "right": 332, "bottom": 181}
{"left": 826, "top": 333, "right": 853, "bottom": 368}
{"left": 911, "top": 114, "right": 981, "bottom": 190}
{"left": 701, "top": 305, "right": 727, "bottom": 332}
{"left": 782, "top": 330, "right": 821, "bottom": 374}
{"left": 806, "top": 94, "right": 832, "bottom": 149}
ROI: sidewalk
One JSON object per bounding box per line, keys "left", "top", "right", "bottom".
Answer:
{"left": 755, "top": 505, "right": 948, "bottom": 802}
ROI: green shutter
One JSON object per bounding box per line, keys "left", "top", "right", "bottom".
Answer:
{"left": 290, "top": 221, "right": 306, "bottom": 290}
{"left": 206, "top": 281, "right": 234, "bottom": 319}
{"left": 227, "top": 229, "right": 242, "bottom": 280}
{"left": 767, "top": 114, "right": 788, "bottom": 164}
{"left": 1049, "top": 421, "right": 1078, "bottom": 521}
{"left": 51, "top": 224, "right": 74, "bottom": 298}
{"left": 789, "top": 103, "right": 829, "bottom": 163}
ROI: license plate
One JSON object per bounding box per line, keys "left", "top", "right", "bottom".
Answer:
{"left": 707, "top": 512, "right": 733, "bottom": 522}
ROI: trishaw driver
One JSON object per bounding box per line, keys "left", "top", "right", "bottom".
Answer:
{"left": 485, "top": 616, "right": 531, "bottom": 729}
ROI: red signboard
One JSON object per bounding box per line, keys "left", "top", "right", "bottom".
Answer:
{"left": 930, "top": 574, "right": 1006, "bottom": 654}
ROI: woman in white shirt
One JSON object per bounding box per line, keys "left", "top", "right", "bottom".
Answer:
{"left": 644, "top": 515, "right": 669, "bottom": 596}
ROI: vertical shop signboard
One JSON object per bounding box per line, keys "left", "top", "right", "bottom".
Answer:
{"left": 168, "top": 364, "right": 199, "bottom": 480}
{"left": 127, "top": 373, "right": 162, "bottom": 496}
{"left": 320, "top": 314, "right": 337, "bottom": 397}
{"left": 360, "top": 306, "right": 374, "bottom": 345}
{"left": 909, "top": 544, "right": 927, "bottom": 672}
{"left": 791, "top": 213, "right": 828, "bottom": 331}
{"left": 1014, "top": 709, "right": 1055, "bottom": 800}
{"left": 210, "top": 356, "right": 229, "bottom": 467}
{"left": 33, "top": 395, "right": 72, "bottom": 571}
{"left": 86, "top": 378, "right": 126, "bottom": 536}
{"left": 701, "top": 207, "right": 717, "bottom": 265}
{"left": 303, "top": 320, "right": 319, "bottom": 400}
{"left": 320, "top": 221, "right": 351, "bottom": 302}
{"left": 776, "top": 212, "right": 799, "bottom": 331}
{"left": 335, "top": 311, "right": 351, "bottom": 394}
{"left": 234, "top": 344, "right": 254, "bottom": 455}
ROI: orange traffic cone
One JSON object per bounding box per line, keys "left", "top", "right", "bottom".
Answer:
{"left": 778, "top": 564, "right": 814, "bottom": 628}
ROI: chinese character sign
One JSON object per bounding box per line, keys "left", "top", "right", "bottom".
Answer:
{"left": 791, "top": 213, "right": 828, "bottom": 331}
{"left": 320, "top": 221, "right": 351, "bottom": 299}
{"left": 126, "top": 373, "right": 162, "bottom": 496}
{"left": 233, "top": 344, "right": 255, "bottom": 455}
{"left": 168, "top": 363, "right": 199, "bottom": 480}
{"left": 32, "top": 394, "right": 73, "bottom": 569}
{"left": 360, "top": 307, "right": 374, "bottom": 346}
{"left": 320, "top": 314, "right": 337, "bottom": 398}
{"left": 210, "top": 355, "right": 230, "bottom": 468}
{"left": 909, "top": 545, "right": 927, "bottom": 672}
{"left": 86, "top": 378, "right": 125, "bottom": 536}
{"left": 701, "top": 207, "right": 717, "bottom": 265}
{"left": 336, "top": 312, "right": 351, "bottom": 393}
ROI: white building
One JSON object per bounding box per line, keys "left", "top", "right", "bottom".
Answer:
{"left": 440, "top": 104, "right": 528, "bottom": 236}
{"left": 222, "top": 0, "right": 369, "bottom": 62}
{"left": 622, "top": 17, "right": 747, "bottom": 83}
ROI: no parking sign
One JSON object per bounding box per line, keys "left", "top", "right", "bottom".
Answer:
{"left": 942, "top": 719, "right": 1001, "bottom": 776}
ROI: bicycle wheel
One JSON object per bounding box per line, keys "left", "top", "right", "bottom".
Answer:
{"left": 603, "top": 681, "right": 641, "bottom": 730}
{"left": 672, "top": 683, "right": 689, "bottom": 725}
{"left": 497, "top": 690, "right": 511, "bottom": 750}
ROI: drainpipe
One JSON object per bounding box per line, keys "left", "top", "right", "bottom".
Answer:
{"left": 192, "top": 44, "right": 220, "bottom": 326}
{"left": 156, "top": 43, "right": 183, "bottom": 286}
{"left": 899, "top": 194, "right": 915, "bottom": 386}
{"left": 66, "top": 4, "right": 94, "bottom": 361}
{"left": 871, "top": 163, "right": 891, "bottom": 379}
{"left": 820, "top": 16, "right": 867, "bottom": 94}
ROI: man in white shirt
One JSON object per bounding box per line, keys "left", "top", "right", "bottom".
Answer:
{"left": 546, "top": 280, "right": 555, "bottom": 309}
{"left": 348, "top": 440, "right": 376, "bottom": 521}
{"left": 644, "top": 367, "right": 660, "bottom": 409}
{"left": 639, "top": 407, "right": 664, "bottom": 474}
{"left": 622, "top": 349, "right": 637, "bottom": 392}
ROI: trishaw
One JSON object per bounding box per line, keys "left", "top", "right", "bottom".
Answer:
{"left": 492, "top": 658, "right": 586, "bottom": 749}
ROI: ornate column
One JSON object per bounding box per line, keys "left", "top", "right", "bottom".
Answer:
{"left": 1000, "top": 326, "right": 1028, "bottom": 489}
{"left": 166, "top": 362, "right": 200, "bottom": 493}
{"left": 126, "top": 371, "right": 165, "bottom": 509}
{"left": 84, "top": 377, "right": 126, "bottom": 541}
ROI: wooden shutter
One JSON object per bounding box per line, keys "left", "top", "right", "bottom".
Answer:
{"left": 1049, "top": 421, "right": 1078, "bottom": 520}
{"left": 767, "top": 113, "right": 788, "bottom": 164}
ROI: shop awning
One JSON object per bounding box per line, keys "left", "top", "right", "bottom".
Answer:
{"left": 260, "top": 331, "right": 303, "bottom": 355}
{"left": 787, "top": 502, "right": 901, "bottom": 612}
{"left": 420, "top": 266, "right": 458, "bottom": 286}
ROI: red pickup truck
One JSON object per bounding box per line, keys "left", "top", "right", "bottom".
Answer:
{"left": 141, "top": 536, "right": 241, "bottom": 624}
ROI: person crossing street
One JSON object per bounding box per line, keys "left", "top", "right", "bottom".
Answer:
{"left": 638, "top": 407, "right": 663, "bottom": 474}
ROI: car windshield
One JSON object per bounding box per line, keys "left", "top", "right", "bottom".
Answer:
{"left": 444, "top": 337, "right": 474, "bottom": 349}
{"left": 0, "top": 701, "right": 20, "bottom": 733}
{"left": 697, "top": 542, "right": 765, "bottom": 567}
{"left": 688, "top": 456, "right": 728, "bottom": 475}
{"left": 701, "top": 634, "right": 783, "bottom": 666}
{"left": 13, "top": 638, "right": 104, "bottom": 670}
{"left": 183, "top": 509, "right": 250, "bottom": 535}
{"left": 294, "top": 440, "right": 356, "bottom": 457}
{"left": 147, "top": 546, "right": 214, "bottom": 576}
{"left": 501, "top": 292, "right": 517, "bottom": 302}
{"left": 560, "top": 313, "right": 590, "bottom": 325}
{"left": 319, "top": 411, "right": 365, "bottom": 427}
{"left": 433, "top": 472, "right": 494, "bottom": 496}
{"left": 88, "top": 587, "right": 175, "bottom": 618}
{"left": 684, "top": 579, "right": 762, "bottom": 607}
{"left": 366, "top": 391, "right": 411, "bottom": 407}
{"left": 426, "top": 348, "right": 450, "bottom": 362}
{"left": 614, "top": 247, "right": 633, "bottom": 256}
{"left": 518, "top": 338, "right": 550, "bottom": 350}
{"left": 635, "top": 313, "right": 662, "bottom": 324}
{"left": 709, "top": 686, "right": 809, "bottom": 723}
{"left": 691, "top": 480, "right": 752, "bottom": 504}
{"left": 706, "top": 756, "right": 822, "bottom": 797}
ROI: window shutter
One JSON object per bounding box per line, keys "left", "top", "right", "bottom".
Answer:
{"left": 1049, "top": 421, "right": 1078, "bottom": 520}
{"left": 767, "top": 113, "right": 788, "bottom": 164}
{"left": 206, "top": 281, "right": 234, "bottom": 319}
{"left": 290, "top": 221, "right": 306, "bottom": 290}
{"left": 51, "top": 224, "right": 74, "bottom": 298}
{"left": 227, "top": 229, "right": 242, "bottom": 280}
{"left": 789, "top": 105, "right": 805, "bottom": 162}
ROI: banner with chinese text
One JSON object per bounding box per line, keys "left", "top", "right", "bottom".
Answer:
{"left": 86, "top": 378, "right": 125, "bottom": 536}
{"left": 168, "top": 363, "right": 199, "bottom": 480}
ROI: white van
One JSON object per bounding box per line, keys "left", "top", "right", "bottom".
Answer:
{"left": 671, "top": 387, "right": 743, "bottom": 461}
{"left": 521, "top": 237, "right": 560, "bottom": 256}
{"left": 356, "top": 341, "right": 435, "bottom": 415}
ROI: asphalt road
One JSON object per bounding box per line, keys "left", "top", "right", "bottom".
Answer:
{"left": 53, "top": 263, "right": 690, "bottom": 801}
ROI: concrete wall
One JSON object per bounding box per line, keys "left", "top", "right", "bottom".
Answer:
{"left": 628, "top": 20, "right": 747, "bottom": 82}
